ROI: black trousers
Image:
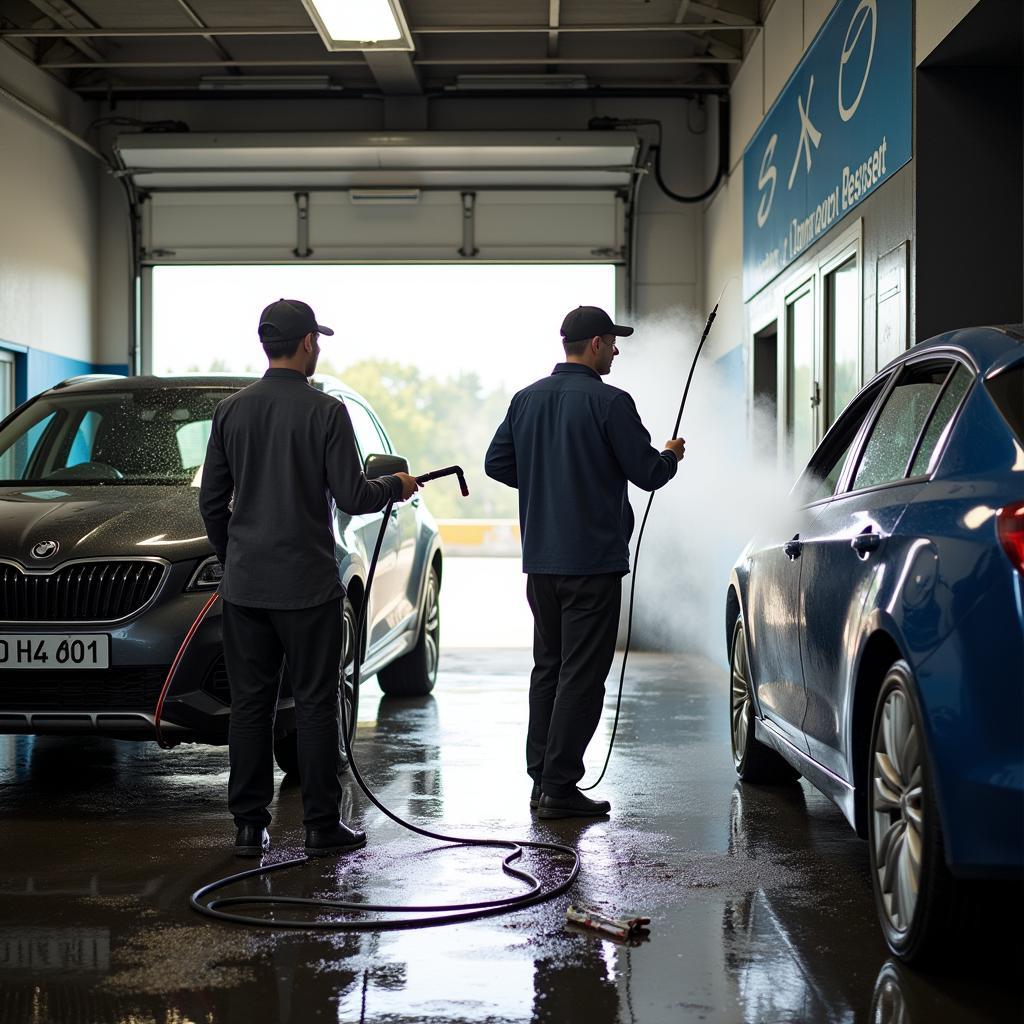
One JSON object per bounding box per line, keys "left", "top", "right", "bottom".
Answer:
{"left": 525, "top": 573, "right": 622, "bottom": 797}
{"left": 221, "top": 598, "right": 345, "bottom": 829}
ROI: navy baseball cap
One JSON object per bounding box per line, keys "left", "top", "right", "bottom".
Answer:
{"left": 560, "top": 305, "right": 634, "bottom": 343}
{"left": 258, "top": 298, "right": 334, "bottom": 343}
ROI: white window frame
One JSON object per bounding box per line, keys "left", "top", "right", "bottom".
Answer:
{"left": 760, "top": 219, "right": 864, "bottom": 472}
{"left": 0, "top": 348, "right": 15, "bottom": 422}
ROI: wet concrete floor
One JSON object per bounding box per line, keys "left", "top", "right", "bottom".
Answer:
{"left": 1, "top": 648, "right": 1020, "bottom": 1023}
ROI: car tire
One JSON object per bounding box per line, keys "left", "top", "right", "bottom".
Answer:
{"left": 729, "top": 616, "right": 801, "bottom": 784}
{"left": 273, "top": 597, "right": 358, "bottom": 776}
{"left": 378, "top": 567, "right": 440, "bottom": 697}
{"left": 868, "top": 660, "right": 963, "bottom": 964}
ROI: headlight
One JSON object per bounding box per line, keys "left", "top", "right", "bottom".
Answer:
{"left": 187, "top": 555, "right": 224, "bottom": 591}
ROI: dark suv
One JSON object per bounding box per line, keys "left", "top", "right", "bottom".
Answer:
{"left": 0, "top": 373, "right": 443, "bottom": 772}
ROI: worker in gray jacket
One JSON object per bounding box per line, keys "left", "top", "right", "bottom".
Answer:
{"left": 485, "top": 306, "right": 685, "bottom": 819}
{"left": 201, "top": 298, "right": 418, "bottom": 858}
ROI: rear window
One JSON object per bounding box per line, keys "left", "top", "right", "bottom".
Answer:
{"left": 986, "top": 364, "right": 1024, "bottom": 442}
{"left": 909, "top": 364, "right": 973, "bottom": 476}
{"left": 851, "top": 362, "right": 951, "bottom": 491}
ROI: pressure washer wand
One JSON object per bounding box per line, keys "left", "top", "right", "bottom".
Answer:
{"left": 416, "top": 465, "right": 469, "bottom": 497}
{"left": 673, "top": 303, "right": 718, "bottom": 438}
{"left": 580, "top": 291, "right": 725, "bottom": 792}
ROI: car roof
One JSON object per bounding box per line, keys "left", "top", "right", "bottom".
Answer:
{"left": 883, "top": 324, "right": 1024, "bottom": 376}
{"left": 42, "top": 372, "right": 366, "bottom": 403}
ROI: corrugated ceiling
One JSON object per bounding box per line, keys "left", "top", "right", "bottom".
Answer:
{"left": 1, "top": 0, "right": 760, "bottom": 98}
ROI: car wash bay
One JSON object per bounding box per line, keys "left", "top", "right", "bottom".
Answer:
{"left": 1, "top": 1, "right": 1022, "bottom": 1022}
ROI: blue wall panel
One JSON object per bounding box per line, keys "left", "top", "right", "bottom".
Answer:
{"left": 24, "top": 350, "right": 128, "bottom": 403}
{"left": 743, "top": 0, "right": 913, "bottom": 299}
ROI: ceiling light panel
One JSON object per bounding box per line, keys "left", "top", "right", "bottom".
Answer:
{"left": 302, "top": 0, "right": 414, "bottom": 51}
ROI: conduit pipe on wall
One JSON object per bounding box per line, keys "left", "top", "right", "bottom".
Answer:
{"left": 590, "top": 95, "right": 730, "bottom": 205}
{"left": 0, "top": 83, "right": 141, "bottom": 375}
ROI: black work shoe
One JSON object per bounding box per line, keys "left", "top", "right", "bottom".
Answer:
{"left": 530, "top": 783, "right": 541, "bottom": 809}
{"left": 305, "top": 821, "right": 367, "bottom": 857}
{"left": 234, "top": 825, "right": 270, "bottom": 858}
{"left": 537, "top": 790, "right": 611, "bottom": 820}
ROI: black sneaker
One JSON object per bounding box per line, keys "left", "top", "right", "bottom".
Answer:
{"left": 234, "top": 825, "right": 270, "bottom": 858}
{"left": 530, "top": 783, "right": 541, "bottom": 809}
{"left": 537, "top": 790, "right": 611, "bottom": 820}
{"left": 305, "top": 821, "right": 367, "bottom": 857}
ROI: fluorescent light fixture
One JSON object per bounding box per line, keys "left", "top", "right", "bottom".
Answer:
{"left": 349, "top": 189, "right": 421, "bottom": 205}
{"left": 451, "top": 74, "right": 589, "bottom": 91}
{"left": 301, "top": 0, "right": 414, "bottom": 51}
{"left": 199, "top": 75, "right": 340, "bottom": 91}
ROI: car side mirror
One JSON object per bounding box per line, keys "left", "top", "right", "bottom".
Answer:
{"left": 364, "top": 453, "right": 409, "bottom": 479}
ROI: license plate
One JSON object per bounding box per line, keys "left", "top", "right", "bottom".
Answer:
{"left": 0, "top": 634, "right": 110, "bottom": 669}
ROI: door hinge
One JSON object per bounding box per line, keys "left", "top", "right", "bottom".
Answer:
{"left": 459, "top": 191, "right": 479, "bottom": 258}
{"left": 293, "top": 191, "right": 312, "bottom": 258}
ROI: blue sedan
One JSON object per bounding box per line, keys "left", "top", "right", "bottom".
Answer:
{"left": 726, "top": 324, "right": 1023, "bottom": 963}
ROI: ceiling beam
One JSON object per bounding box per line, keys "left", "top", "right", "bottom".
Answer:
{"left": 3, "top": 23, "right": 758, "bottom": 40}
{"left": 20, "top": 0, "right": 104, "bottom": 62}
{"left": 42, "top": 56, "right": 741, "bottom": 69}
{"left": 683, "top": 1, "right": 757, "bottom": 28}
{"left": 169, "top": 0, "right": 236, "bottom": 68}
{"left": 363, "top": 51, "right": 422, "bottom": 95}
{"left": 417, "top": 56, "right": 739, "bottom": 65}
{"left": 71, "top": 81, "right": 730, "bottom": 95}
{"left": 672, "top": 0, "right": 742, "bottom": 59}
{"left": 548, "top": 1, "right": 560, "bottom": 58}
{"left": 2, "top": 28, "right": 318, "bottom": 38}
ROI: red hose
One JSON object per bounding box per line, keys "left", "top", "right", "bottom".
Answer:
{"left": 154, "top": 591, "right": 219, "bottom": 749}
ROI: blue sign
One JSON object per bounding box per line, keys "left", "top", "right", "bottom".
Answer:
{"left": 742, "top": 0, "right": 912, "bottom": 299}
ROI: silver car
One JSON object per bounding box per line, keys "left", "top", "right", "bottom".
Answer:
{"left": 0, "top": 373, "right": 443, "bottom": 774}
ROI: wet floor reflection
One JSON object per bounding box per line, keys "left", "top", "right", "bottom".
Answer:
{"left": 1, "top": 650, "right": 1020, "bottom": 1023}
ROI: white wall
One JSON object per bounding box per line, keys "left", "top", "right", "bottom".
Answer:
{"left": 702, "top": 0, "right": 984, "bottom": 360}
{"left": 0, "top": 45, "right": 107, "bottom": 387}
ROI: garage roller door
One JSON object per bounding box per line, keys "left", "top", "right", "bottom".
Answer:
{"left": 115, "top": 131, "right": 639, "bottom": 264}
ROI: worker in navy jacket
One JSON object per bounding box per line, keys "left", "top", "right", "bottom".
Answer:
{"left": 485, "top": 305, "right": 685, "bottom": 819}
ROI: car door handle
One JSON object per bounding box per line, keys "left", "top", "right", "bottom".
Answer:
{"left": 784, "top": 535, "right": 802, "bottom": 560}
{"left": 851, "top": 528, "right": 881, "bottom": 555}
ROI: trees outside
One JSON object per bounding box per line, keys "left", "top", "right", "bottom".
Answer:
{"left": 324, "top": 358, "right": 518, "bottom": 520}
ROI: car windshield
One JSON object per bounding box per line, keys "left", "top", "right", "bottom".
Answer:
{"left": 0, "top": 387, "right": 237, "bottom": 486}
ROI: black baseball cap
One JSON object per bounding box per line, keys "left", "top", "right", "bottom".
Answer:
{"left": 258, "top": 298, "right": 334, "bottom": 343}
{"left": 560, "top": 305, "right": 634, "bottom": 343}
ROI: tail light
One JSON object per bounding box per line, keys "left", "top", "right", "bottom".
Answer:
{"left": 997, "top": 502, "right": 1024, "bottom": 572}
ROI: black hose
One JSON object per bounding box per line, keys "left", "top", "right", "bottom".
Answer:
{"left": 649, "top": 96, "right": 729, "bottom": 205}
{"left": 580, "top": 302, "right": 719, "bottom": 791}
{"left": 589, "top": 101, "right": 729, "bottom": 206}
{"left": 190, "top": 493, "right": 580, "bottom": 931}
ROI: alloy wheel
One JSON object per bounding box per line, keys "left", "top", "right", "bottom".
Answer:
{"left": 339, "top": 600, "right": 358, "bottom": 748}
{"left": 341, "top": 601, "right": 357, "bottom": 682}
{"left": 423, "top": 572, "right": 440, "bottom": 683}
{"left": 871, "top": 686, "right": 924, "bottom": 935}
{"left": 730, "top": 623, "right": 752, "bottom": 767}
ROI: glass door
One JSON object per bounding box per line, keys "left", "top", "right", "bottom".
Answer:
{"left": 786, "top": 283, "right": 817, "bottom": 472}
{"left": 825, "top": 254, "right": 860, "bottom": 427}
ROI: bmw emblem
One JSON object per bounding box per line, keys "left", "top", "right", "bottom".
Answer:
{"left": 31, "top": 540, "right": 59, "bottom": 559}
